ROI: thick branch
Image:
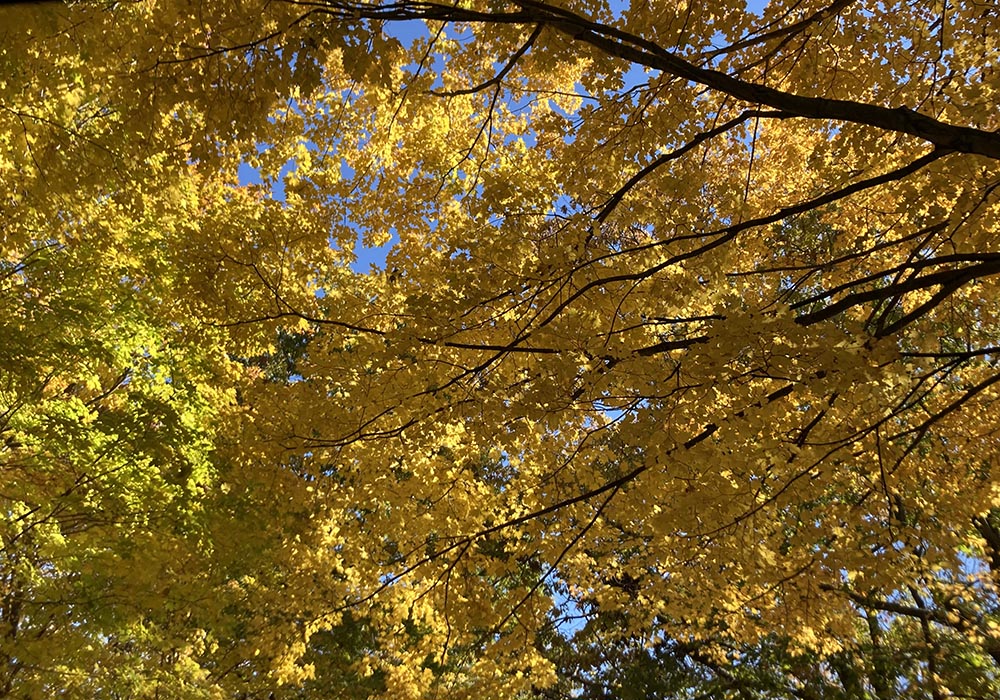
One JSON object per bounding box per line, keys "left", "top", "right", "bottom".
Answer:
{"left": 298, "top": 0, "right": 1000, "bottom": 159}
{"left": 513, "top": 0, "right": 1000, "bottom": 159}
{"left": 794, "top": 256, "right": 1000, "bottom": 328}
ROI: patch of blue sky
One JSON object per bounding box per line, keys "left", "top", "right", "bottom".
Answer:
{"left": 236, "top": 159, "right": 263, "bottom": 188}
{"left": 236, "top": 151, "right": 295, "bottom": 198}
{"left": 354, "top": 230, "right": 396, "bottom": 272}
{"left": 382, "top": 17, "right": 431, "bottom": 45}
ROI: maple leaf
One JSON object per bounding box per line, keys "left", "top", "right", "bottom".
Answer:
{"left": 3, "top": 0, "right": 1000, "bottom": 697}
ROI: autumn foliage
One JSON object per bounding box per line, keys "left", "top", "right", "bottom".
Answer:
{"left": 2, "top": 0, "right": 1000, "bottom": 697}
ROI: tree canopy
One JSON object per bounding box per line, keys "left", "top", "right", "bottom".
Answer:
{"left": 2, "top": 0, "right": 1000, "bottom": 697}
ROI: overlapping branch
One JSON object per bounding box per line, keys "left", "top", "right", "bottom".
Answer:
{"left": 287, "top": 0, "right": 1000, "bottom": 159}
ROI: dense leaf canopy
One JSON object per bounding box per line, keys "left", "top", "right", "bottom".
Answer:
{"left": 2, "top": 0, "right": 1000, "bottom": 697}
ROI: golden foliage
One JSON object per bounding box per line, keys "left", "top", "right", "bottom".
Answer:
{"left": 2, "top": 0, "right": 1000, "bottom": 697}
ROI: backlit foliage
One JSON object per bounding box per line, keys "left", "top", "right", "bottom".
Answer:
{"left": 2, "top": 0, "right": 999, "bottom": 697}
